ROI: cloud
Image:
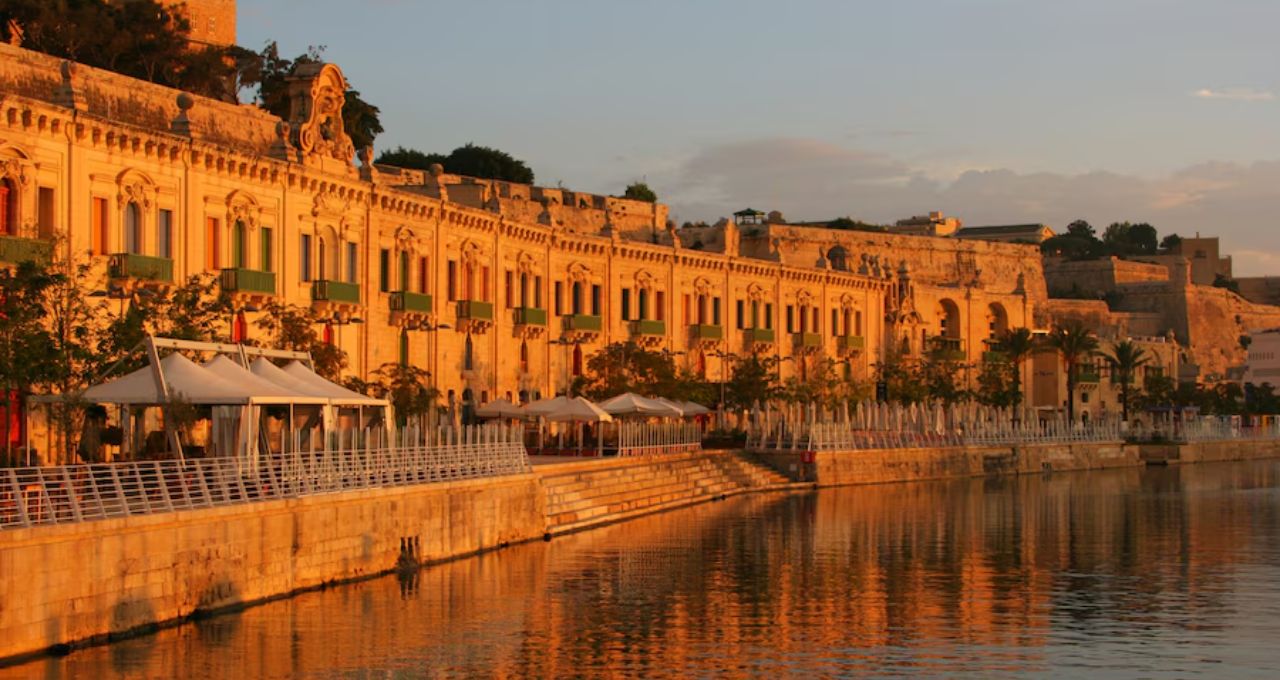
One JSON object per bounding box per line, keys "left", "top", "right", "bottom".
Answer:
{"left": 657, "top": 138, "right": 1280, "bottom": 276}
{"left": 1191, "top": 87, "right": 1275, "bottom": 102}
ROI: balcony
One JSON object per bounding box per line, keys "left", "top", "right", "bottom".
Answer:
{"left": 631, "top": 319, "right": 666, "bottom": 337}
{"left": 836, "top": 335, "right": 865, "bottom": 353}
{"left": 928, "top": 336, "right": 965, "bottom": 362}
{"left": 792, "top": 332, "right": 822, "bottom": 351}
{"left": 690, "top": 324, "right": 722, "bottom": 343}
{"left": 390, "top": 291, "right": 432, "bottom": 314}
{"left": 311, "top": 279, "right": 361, "bottom": 305}
{"left": 563, "top": 314, "right": 602, "bottom": 333}
{"left": 1076, "top": 369, "right": 1101, "bottom": 384}
{"left": 0, "top": 235, "right": 52, "bottom": 265}
{"left": 220, "top": 268, "right": 276, "bottom": 296}
{"left": 514, "top": 307, "right": 547, "bottom": 326}
{"left": 456, "top": 299, "right": 494, "bottom": 321}
{"left": 109, "top": 253, "right": 173, "bottom": 283}
{"left": 743, "top": 327, "right": 775, "bottom": 346}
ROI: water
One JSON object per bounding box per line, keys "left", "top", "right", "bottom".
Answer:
{"left": 8, "top": 460, "right": 1280, "bottom": 679}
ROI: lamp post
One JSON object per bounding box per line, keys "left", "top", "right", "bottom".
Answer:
{"left": 552, "top": 336, "right": 584, "bottom": 397}
{"left": 708, "top": 349, "right": 737, "bottom": 428}
{"left": 416, "top": 321, "right": 451, "bottom": 429}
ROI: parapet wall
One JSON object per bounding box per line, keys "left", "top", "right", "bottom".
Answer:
{"left": 0, "top": 474, "right": 545, "bottom": 663}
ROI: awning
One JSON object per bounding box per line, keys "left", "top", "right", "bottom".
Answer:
{"left": 280, "top": 360, "right": 387, "bottom": 407}
{"left": 598, "top": 392, "right": 683, "bottom": 417}
{"left": 524, "top": 396, "right": 613, "bottom": 423}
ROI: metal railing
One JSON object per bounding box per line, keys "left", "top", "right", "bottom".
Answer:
{"left": 615, "top": 421, "right": 702, "bottom": 458}
{"left": 0, "top": 234, "right": 53, "bottom": 265}
{"left": 110, "top": 252, "right": 174, "bottom": 282}
{"left": 0, "top": 425, "right": 529, "bottom": 530}
{"left": 749, "top": 417, "right": 1126, "bottom": 452}
{"left": 221, "top": 267, "right": 276, "bottom": 295}
{"left": 1142, "top": 419, "right": 1280, "bottom": 443}
{"left": 311, "top": 279, "right": 361, "bottom": 304}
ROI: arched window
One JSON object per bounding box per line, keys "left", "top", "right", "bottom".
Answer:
{"left": 463, "top": 335, "right": 474, "bottom": 371}
{"left": 399, "top": 330, "right": 409, "bottom": 366}
{"left": 125, "top": 202, "right": 142, "bottom": 254}
{"left": 572, "top": 345, "right": 583, "bottom": 377}
{"left": 317, "top": 237, "right": 328, "bottom": 280}
{"left": 520, "top": 341, "right": 529, "bottom": 373}
{"left": 0, "top": 178, "right": 16, "bottom": 236}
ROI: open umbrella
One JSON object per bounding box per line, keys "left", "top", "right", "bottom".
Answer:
{"left": 679, "top": 401, "right": 711, "bottom": 416}
{"left": 599, "top": 393, "right": 683, "bottom": 417}
{"left": 475, "top": 397, "right": 527, "bottom": 419}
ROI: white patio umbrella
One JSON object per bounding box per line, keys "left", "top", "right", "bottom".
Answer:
{"left": 599, "top": 392, "right": 682, "bottom": 418}
{"left": 679, "top": 401, "right": 711, "bottom": 416}
{"left": 653, "top": 397, "right": 688, "bottom": 417}
{"left": 524, "top": 396, "right": 612, "bottom": 455}
{"left": 474, "top": 398, "right": 527, "bottom": 420}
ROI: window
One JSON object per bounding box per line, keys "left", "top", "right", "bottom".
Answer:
{"left": 712, "top": 297, "right": 721, "bottom": 326}
{"left": 736, "top": 300, "right": 745, "bottom": 330}
{"left": 346, "top": 242, "right": 358, "bottom": 284}
{"left": 232, "top": 312, "right": 248, "bottom": 343}
{"left": 399, "top": 330, "right": 409, "bottom": 366}
{"left": 379, "top": 249, "right": 390, "bottom": 292}
{"left": 832, "top": 309, "right": 839, "bottom": 336}
{"left": 463, "top": 335, "right": 474, "bottom": 371}
{"left": 620, "top": 288, "right": 631, "bottom": 321}
{"left": 638, "top": 289, "right": 648, "bottom": 320}
{"left": 520, "top": 341, "right": 529, "bottom": 373}
{"left": 572, "top": 345, "right": 583, "bottom": 377}
{"left": 682, "top": 294, "right": 691, "bottom": 325}
{"left": 655, "top": 291, "right": 665, "bottom": 321}
{"left": 400, "top": 251, "right": 410, "bottom": 291}
{"left": 786, "top": 305, "right": 794, "bottom": 333}
{"left": 37, "top": 187, "right": 54, "bottom": 238}
{"left": 124, "top": 202, "right": 142, "bottom": 255}
{"left": 811, "top": 307, "right": 819, "bottom": 333}
{"left": 765, "top": 303, "right": 773, "bottom": 330}
{"left": 572, "top": 282, "right": 583, "bottom": 315}
{"left": 231, "top": 220, "right": 248, "bottom": 268}
{"left": 317, "top": 237, "right": 327, "bottom": 280}
{"left": 554, "top": 281, "right": 563, "bottom": 315}
{"left": 481, "top": 266, "right": 490, "bottom": 301}
{"left": 696, "top": 295, "right": 706, "bottom": 324}
{"left": 591, "top": 284, "right": 601, "bottom": 315}
{"left": 447, "top": 260, "right": 457, "bottom": 301}
{"left": 92, "top": 197, "right": 109, "bottom": 255}
{"left": 300, "top": 234, "right": 312, "bottom": 282}
{"left": 259, "top": 226, "right": 272, "bottom": 272}
{"left": 519, "top": 273, "right": 529, "bottom": 308}
{"left": 158, "top": 209, "right": 173, "bottom": 259}
{"left": 534, "top": 276, "right": 543, "bottom": 308}
{"left": 751, "top": 301, "right": 760, "bottom": 328}
{"left": 418, "top": 256, "right": 428, "bottom": 293}
{"left": 0, "top": 179, "right": 15, "bottom": 236}
{"left": 205, "top": 217, "right": 219, "bottom": 269}
{"left": 504, "top": 270, "right": 514, "bottom": 309}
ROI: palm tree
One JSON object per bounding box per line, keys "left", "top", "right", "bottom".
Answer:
{"left": 1045, "top": 321, "right": 1100, "bottom": 422}
{"left": 999, "top": 327, "right": 1038, "bottom": 408}
{"left": 1102, "top": 340, "right": 1149, "bottom": 422}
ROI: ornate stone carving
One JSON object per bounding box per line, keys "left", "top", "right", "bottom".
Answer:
{"left": 287, "top": 63, "right": 356, "bottom": 166}
{"left": 227, "top": 191, "right": 262, "bottom": 230}
{"left": 634, "top": 270, "right": 656, "bottom": 290}
{"left": 116, "top": 171, "right": 156, "bottom": 208}
{"left": 566, "top": 262, "right": 592, "bottom": 282}
{"left": 1, "top": 158, "right": 30, "bottom": 187}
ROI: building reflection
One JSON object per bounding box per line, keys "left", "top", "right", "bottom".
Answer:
{"left": 7, "top": 461, "right": 1279, "bottom": 678}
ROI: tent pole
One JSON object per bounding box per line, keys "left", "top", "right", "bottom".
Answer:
{"left": 145, "top": 336, "right": 184, "bottom": 463}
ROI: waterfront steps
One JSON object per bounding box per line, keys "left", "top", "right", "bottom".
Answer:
{"left": 535, "top": 450, "right": 803, "bottom": 535}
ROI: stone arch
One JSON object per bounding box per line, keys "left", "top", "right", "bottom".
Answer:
{"left": 936, "top": 298, "right": 961, "bottom": 338}
{"left": 986, "top": 302, "right": 1009, "bottom": 339}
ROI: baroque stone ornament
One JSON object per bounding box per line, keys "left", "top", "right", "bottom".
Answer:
{"left": 287, "top": 63, "right": 356, "bottom": 165}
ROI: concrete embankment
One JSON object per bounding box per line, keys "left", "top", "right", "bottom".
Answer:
{"left": 0, "top": 473, "right": 546, "bottom": 664}
{"left": 1138, "top": 439, "right": 1280, "bottom": 465}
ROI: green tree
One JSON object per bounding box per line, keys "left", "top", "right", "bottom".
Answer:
{"left": 875, "top": 350, "right": 929, "bottom": 405}
{"left": 361, "top": 363, "right": 437, "bottom": 426}
{"left": 1101, "top": 340, "right": 1149, "bottom": 422}
{"left": 572, "top": 342, "right": 678, "bottom": 400}
{"left": 975, "top": 360, "right": 1019, "bottom": 408}
{"left": 96, "top": 274, "right": 232, "bottom": 375}
{"left": 1045, "top": 321, "right": 1100, "bottom": 422}
{"left": 254, "top": 302, "right": 347, "bottom": 380}
{"left": 376, "top": 143, "right": 535, "bottom": 183}
{"left": 0, "top": 261, "right": 62, "bottom": 461}
{"left": 1159, "top": 233, "right": 1182, "bottom": 251}
{"left": 375, "top": 146, "right": 447, "bottom": 172}
{"left": 827, "top": 216, "right": 887, "bottom": 232}
{"left": 999, "top": 327, "right": 1038, "bottom": 408}
{"left": 723, "top": 355, "right": 779, "bottom": 409}
{"left": 622, "top": 182, "right": 657, "bottom": 203}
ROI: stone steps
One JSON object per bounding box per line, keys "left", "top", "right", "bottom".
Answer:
{"left": 537, "top": 451, "right": 807, "bottom": 533}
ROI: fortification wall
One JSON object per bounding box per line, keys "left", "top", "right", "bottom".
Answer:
{"left": 1238, "top": 276, "right": 1280, "bottom": 307}
{"left": 1044, "top": 257, "right": 1168, "bottom": 296}
{"left": 0, "top": 43, "right": 279, "bottom": 155}
{"left": 0, "top": 474, "right": 546, "bottom": 663}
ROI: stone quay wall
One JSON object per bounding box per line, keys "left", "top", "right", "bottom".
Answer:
{"left": 0, "top": 473, "right": 545, "bottom": 664}
{"left": 1138, "top": 439, "right": 1280, "bottom": 465}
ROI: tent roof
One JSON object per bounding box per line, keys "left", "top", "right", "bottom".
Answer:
{"left": 82, "top": 353, "right": 267, "bottom": 405}
{"left": 475, "top": 398, "right": 526, "bottom": 419}
{"left": 280, "top": 360, "right": 386, "bottom": 406}
{"left": 205, "top": 356, "right": 326, "bottom": 404}
{"left": 524, "top": 396, "right": 613, "bottom": 423}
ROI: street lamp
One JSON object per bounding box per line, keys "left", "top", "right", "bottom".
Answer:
{"left": 708, "top": 349, "right": 738, "bottom": 420}
{"left": 551, "top": 336, "right": 585, "bottom": 397}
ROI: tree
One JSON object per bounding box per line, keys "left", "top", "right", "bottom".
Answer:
{"left": 362, "top": 363, "right": 438, "bottom": 427}
{"left": 975, "top": 361, "right": 1020, "bottom": 408}
{"left": 572, "top": 342, "right": 678, "bottom": 401}
{"left": 622, "top": 182, "right": 657, "bottom": 203}
{"left": 254, "top": 302, "right": 347, "bottom": 380}
{"left": 827, "top": 217, "right": 886, "bottom": 232}
{"left": 96, "top": 274, "right": 232, "bottom": 375}
{"left": 1101, "top": 340, "right": 1149, "bottom": 422}
{"left": 1042, "top": 220, "right": 1106, "bottom": 259}
{"left": 1044, "top": 321, "right": 1100, "bottom": 422}
{"left": 375, "top": 146, "right": 447, "bottom": 172}
{"left": 994, "top": 327, "right": 1038, "bottom": 410}
{"left": 723, "top": 355, "right": 779, "bottom": 409}
{"left": 875, "top": 350, "right": 929, "bottom": 405}
{"left": 0, "top": 261, "right": 62, "bottom": 461}
{"left": 1159, "top": 233, "right": 1182, "bottom": 251}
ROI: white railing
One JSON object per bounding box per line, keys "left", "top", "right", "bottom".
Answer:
{"left": 1151, "top": 419, "right": 1280, "bottom": 443}
{"left": 615, "top": 421, "right": 702, "bottom": 458}
{"left": 0, "top": 425, "right": 529, "bottom": 530}
{"left": 749, "top": 418, "right": 1126, "bottom": 452}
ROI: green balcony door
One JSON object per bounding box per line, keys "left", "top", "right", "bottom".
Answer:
{"left": 232, "top": 220, "right": 247, "bottom": 268}
{"left": 399, "top": 250, "right": 410, "bottom": 291}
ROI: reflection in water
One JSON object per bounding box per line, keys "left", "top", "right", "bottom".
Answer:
{"left": 9, "top": 461, "right": 1280, "bottom": 678}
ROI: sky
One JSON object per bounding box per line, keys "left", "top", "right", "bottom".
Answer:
{"left": 240, "top": 0, "right": 1280, "bottom": 275}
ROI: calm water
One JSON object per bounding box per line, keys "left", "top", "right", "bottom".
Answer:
{"left": 8, "top": 460, "right": 1280, "bottom": 679}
